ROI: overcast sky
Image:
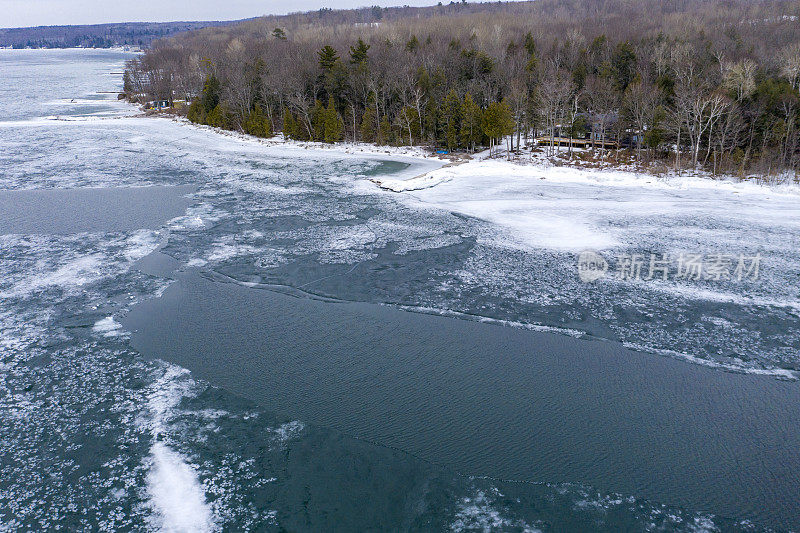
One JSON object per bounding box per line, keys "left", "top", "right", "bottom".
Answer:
{"left": 0, "top": 0, "right": 443, "bottom": 28}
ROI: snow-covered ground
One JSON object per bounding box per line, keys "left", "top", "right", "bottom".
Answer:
{"left": 375, "top": 158, "right": 800, "bottom": 252}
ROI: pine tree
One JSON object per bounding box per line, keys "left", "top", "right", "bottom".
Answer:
{"left": 201, "top": 75, "right": 221, "bottom": 114}
{"left": 440, "top": 89, "right": 462, "bottom": 150}
{"left": 318, "top": 46, "right": 340, "bottom": 71}
{"left": 481, "top": 99, "right": 514, "bottom": 156}
{"left": 460, "top": 93, "right": 482, "bottom": 152}
{"left": 378, "top": 115, "right": 393, "bottom": 145}
{"left": 187, "top": 98, "right": 206, "bottom": 124}
{"left": 206, "top": 103, "right": 227, "bottom": 129}
{"left": 611, "top": 41, "right": 637, "bottom": 93}
{"left": 523, "top": 32, "right": 536, "bottom": 56}
{"left": 311, "top": 100, "right": 326, "bottom": 141}
{"left": 349, "top": 39, "right": 370, "bottom": 65}
{"left": 282, "top": 107, "right": 298, "bottom": 140}
{"left": 323, "top": 98, "right": 343, "bottom": 143}
{"left": 423, "top": 100, "right": 438, "bottom": 145}
{"left": 245, "top": 105, "right": 271, "bottom": 137}
{"left": 360, "top": 106, "right": 377, "bottom": 143}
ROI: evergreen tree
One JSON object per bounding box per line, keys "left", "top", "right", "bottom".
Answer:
{"left": 360, "top": 106, "right": 377, "bottom": 143}
{"left": 423, "top": 100, "right": 439, "bottom": 145}
{"left": 245, "top": 105, "right": 271, "bottom": 137}
{"left": 206, "top": 103, "right": 227, "bottom": 129}
{"left": 611, "top": 41, "right": 637, "bottom": 93}
{"left": 481, "top": 99, "right": 514, "bottom": 156}
{"left": 440, "top": 89, "right": 462, "bottom": 150}
{"left": 323, "top": 98, "right": 343, "bottom": 143}
{"left": 406, "top": 35, "right": 420, "bottom": 53}
{"left": 323, "top": 61, "right": 349, "bottom": 104}
{"left": 523, "top": 32, "right": 537, "bottom": 56}
{"left": 282, "top": 107, "right": 298, "bottom": 140}
{"left": 378, "top": 115, "right": 393, "bottom": 145}
{"left": 460, "top": 93, "right": 482, "bottom": 152}
{"left": 318, "top": 45, "right": 340, "bottom": 71}
{"left": 201, "top": 75, "right": 221, "bottom": 114}
{"left": 187, "top": 98, "right": 206, "bottom": 124}
{"left": 311, "top": 99, "right": 326, "bottom": 141}
{"left": 349, "top": 39, "right": 370, "bottom": 65}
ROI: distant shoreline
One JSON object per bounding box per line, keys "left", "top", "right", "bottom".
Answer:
{"left": 0, "top": 19, "right": 238, "bottom": 50}
{"left": 0, "top": 46, "right": 142, "bottom": 51}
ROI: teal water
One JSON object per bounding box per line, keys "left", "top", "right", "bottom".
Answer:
{"left": 125, "top": 271, "right": 800, "bottom": 529}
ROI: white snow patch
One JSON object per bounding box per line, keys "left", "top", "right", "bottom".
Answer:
{"left": 144, "top": 441, "right": 218, "bottom": 533}
{"left": 140, "top": 366, "right": 219, "bottom": 533}
{"left": 270, "top": 420, "right": 305, "bottom": 445}
{"left": 92, "top": 316, "right": 123, "bottom": 337}
{"left": 123, "top": 230, "right": 160, "bottom": 262}
{"left": 186, "top": 258, "right": 208, "bottom": 267}
{"left": 377, "top": 159, "right": 800, "bottom": 253}
{"left": 1, "top": 254, "right": 104, "bottom": 297}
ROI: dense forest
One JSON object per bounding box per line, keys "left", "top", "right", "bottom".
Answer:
{"left": 0, "top": 21, "right": 238, "bottom": 49}
{"left": 126, "top": 0, "right": 800, "bottom": 177}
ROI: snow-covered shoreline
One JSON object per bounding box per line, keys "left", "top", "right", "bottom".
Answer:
{"left": 143, "top": 113, "right": 800, "bottom": 200}
{"left": 144, "top": 114, "right": 449, "bottom": 180}
{"left": 375, "top": 151, "right": 800, "bottom": 198}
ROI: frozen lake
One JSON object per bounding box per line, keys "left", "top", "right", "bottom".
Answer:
{"left": 2, "top": 48, "right": 799, "bottom": 531}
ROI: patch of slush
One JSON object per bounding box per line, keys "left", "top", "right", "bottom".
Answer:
{"left": 93, "top": 316, "right": 124, "bottom": 337}
{"left": 140, "top": 367, "right": 218, "bottom": 533}
{"left": 451, "top": 489, "right": 542, "bottom": 532}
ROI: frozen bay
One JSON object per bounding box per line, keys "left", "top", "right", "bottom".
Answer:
{"left": 1, "top": 48, "right": 799, "bottom": 531}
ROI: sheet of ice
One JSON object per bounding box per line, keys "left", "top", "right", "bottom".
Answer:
{"left": 387, "top": 160, "right": 800, "bottom": 252}
{"left": 370, "top": 159, "right": 800, "bottom": 373}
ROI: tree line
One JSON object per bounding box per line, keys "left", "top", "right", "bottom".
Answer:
{"left": 0, "top": 21, "right": 237, "bottom": 49}
{"left": 125, "top": 0, "right": 800, "bottom": 177}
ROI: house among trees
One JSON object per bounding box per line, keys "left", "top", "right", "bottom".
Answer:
{"left": 535, "top": 112, "right": 622, "bottom": 150}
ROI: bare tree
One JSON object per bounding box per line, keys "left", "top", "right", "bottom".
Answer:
{"left": 537, "top": 63, "right": 573, "bottom": 156}
{"left": 623, "top": 79, "right": 660, "bottom": 160}
{"left": 584, "top": 76, "right": 618, "bottom": 156}
{"left": 722, "top": 60, "right": 757, "bottom": 101}
{"left": 779, "top": 43, "right": 800, "bottom": 92}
